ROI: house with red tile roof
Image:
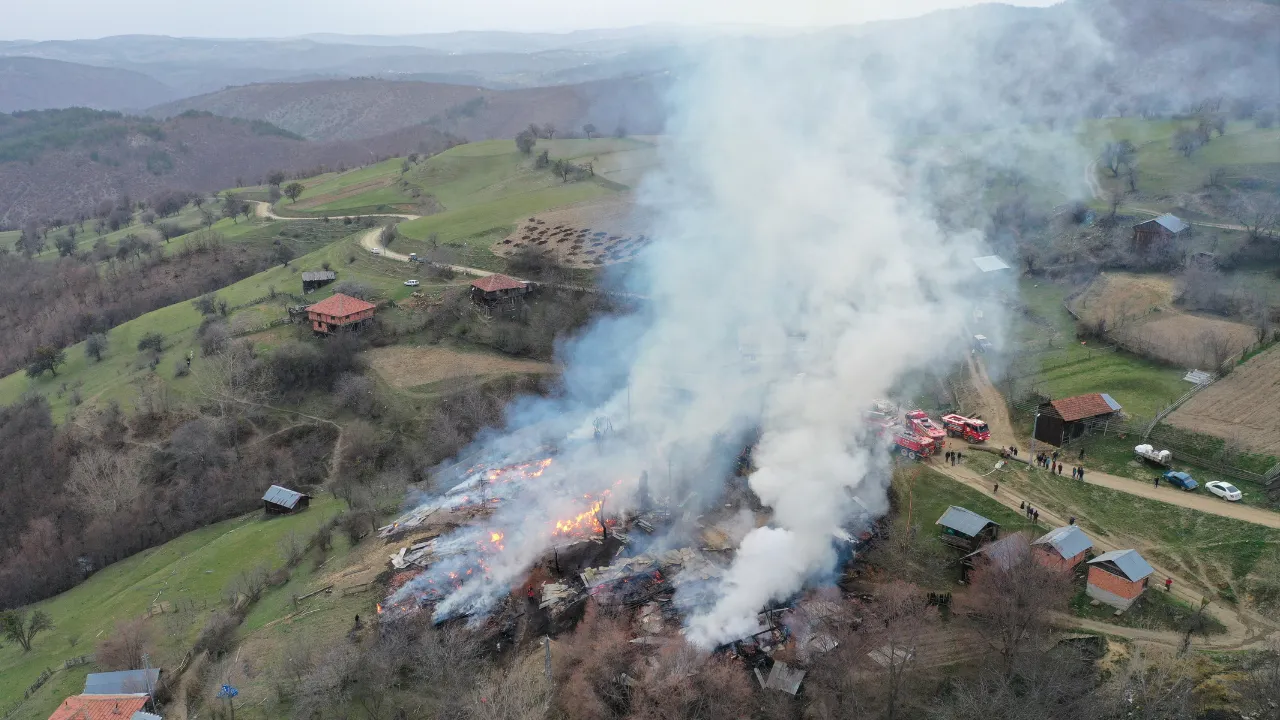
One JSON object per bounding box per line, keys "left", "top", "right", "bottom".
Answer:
{"left": 47, "top": 694, "right": 152, "bottom": 720}
{"left": 306, "top": 293, "right": 376, "bottom": 334}
{"left": 470, "top": 274, "right": 529, "bottom": 309}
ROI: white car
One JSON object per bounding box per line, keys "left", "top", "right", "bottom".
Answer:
{"left": 403, "top": 279, "right": 420, "bottom": 287}
{"left": 1205, "top": 481, "right": 1242, "bottom": 502}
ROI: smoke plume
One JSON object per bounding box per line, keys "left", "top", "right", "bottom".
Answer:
{"left": 388, "top": 18, "right": 1136, "bottom": 644}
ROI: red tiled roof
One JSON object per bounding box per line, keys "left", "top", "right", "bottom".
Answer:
{"left": 49, "top": 695, "right": 148, "bottom": 720}
{"left": 471, "top": 274, "right": 527, "bottom": 293}
{"left": 1050, "top": 393, "right": 1115, "bottom": 422}
{"left": 307, "top": 292, "right": 376, "bottom": 318}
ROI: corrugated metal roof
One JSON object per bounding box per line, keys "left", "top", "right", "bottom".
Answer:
{"left": 263, "top": 485, "right": 307, "bottom": 509}
{"left": 1153, "top": 214, "right": 1189, "bottom": 233}
{"left": 133, "top": 712, "right": 163, "bottom": 720}
{"left": 1034, "top": 525, "right": 1093, "bottom": 559}
{"left": 1089, "top": 549, "right": 1154, "bottom": 581}
{"left": 83, "top": 669, "right": 160, "bottom": 695}
{"left": 301, "top": 271, "right": 336, "bottom": 282}
{"left": 971, "top": 255, "right": 1012, "bottom": 273}
{"left": 936, "top": 506, "right": 998, "bottom": 537}
{"left": 1099, "top": 393, "right": 1123, "bottom": 412}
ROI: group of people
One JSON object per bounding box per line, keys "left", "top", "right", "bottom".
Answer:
{"left": 1035, "top": 452, "right": 1065, "bottom": 475}
{"left": 944, "top": 449, "right": 964, "bottom": 465}
{"left": 1019, "top": 501, "right": 1040, "bottom": 523}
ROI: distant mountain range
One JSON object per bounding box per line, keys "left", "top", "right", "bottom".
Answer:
{"left": 149, "top": 75, "right": 668, "bottom": 142}
{"left": 0, "top": 57, "right": 177, "bottom": 112}
{"left": 0, "top": 109, "right": 458, "bottom": 226}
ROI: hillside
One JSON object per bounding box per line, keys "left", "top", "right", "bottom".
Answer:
{"left": 0, "top": 109, "right": 459, "bottom": 226}
{"left": 0, "top": 57, "right": 176, "bottom": 112}
{"left": 150, "top": 75, "right": 669, "bottom": 142}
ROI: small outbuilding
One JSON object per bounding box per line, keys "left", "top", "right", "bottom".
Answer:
{"left": 1032, "top": 525, "right": 1093, "bottom": 572}
{"left": 263, "top": 485, "right": 311, "bottom": 515}
{"left": 1034, "top": 393, "right": 1122, "bottom": 447}
{"left": 302, "top": 270, "right": 337, "bottom": 293}
{"left": 936, "top": 506, "right": 1000, "bottom": 552}
{"left": 83, "top": 669, "right": 161, "bottom": 696}
{"left": 1132, "top": 214, "right": 1190, "bottom": 251}
{"left": 470, "top": 274, "right": 530, "bottom": 309}
{"left": 1086, "top": 549, "right": 1154, "bottom": 610}
{"left": 306, "top": 292, "right": 376, "bottom": 334}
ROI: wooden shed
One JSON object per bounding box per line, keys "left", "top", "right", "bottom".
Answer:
{"left": 263, "top": 485, "right": 311, "bottom": 515}
{"left": 1034, "top": 393, "right": 1122, "bottom": 447}
{"left": 1032, "top": 525, "right": 1093, "bottom": 573}
{"left": 1132, "top": 214, "right": 1190, "bottom": 251}
{"left": 302, "top": 270, "right": 336, "bottom": 293}
{"left": 306, "top": 293, "right": 376, "bottom": 334}
{"left": 1086, "top": 549, "right": 1154, "bottom": 610}
{"left": 935, "top": 506, "right": 1000, "bottom": 552}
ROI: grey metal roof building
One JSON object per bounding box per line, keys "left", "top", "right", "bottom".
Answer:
{"left": 263, "top": 485, "right": 310, "bottom": 514}
{"left": 936, "top": 506, "right": 998, "bottom": 537}
{"left": 301, "top": 271, "right": 337, "bottom": 283}
{"left": 1034, "top": 525, "right": 1093, "bottom": 560}
{"left": 83, "top": 669, "right": 160, "bottom": 695}
{"left": 1088, "top": 549, "right": 1154, "bottom": 582}
{"left": 1152, "top": 214, "right": 1190, "bottom": 233}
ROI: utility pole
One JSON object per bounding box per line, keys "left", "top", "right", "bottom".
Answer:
{"left": 1028, "top": 410, "right": 1041, "bottom": 467}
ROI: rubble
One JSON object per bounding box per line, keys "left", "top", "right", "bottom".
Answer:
{"left": 755, "top": 661, "right": 806, "bottom": 695}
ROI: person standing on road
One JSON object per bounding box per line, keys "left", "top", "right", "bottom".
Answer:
{"left": 1079, "top": 467, "right": 1085, "bottom": 481}
{"left": 957, "top": 451, "right": 963, "bottom": 463}
{"left": 1165, "top": 577, "right": 1173, "bottom": 592}
{"left": 1154, "top": 475, "right": 1160, "bottom": 488}
{"left": 993, "top": 482, "right": 999, "bottom": 494}
{"left": 1033, "top": 509, "right": 1040, "bottom": 523}
{"left": 1057, "top": 463, "right": 1063, "bottom": 475}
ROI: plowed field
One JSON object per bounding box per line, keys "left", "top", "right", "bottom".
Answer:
{"left": 1167, "top": 343, "right": 1280, "bottom": 456}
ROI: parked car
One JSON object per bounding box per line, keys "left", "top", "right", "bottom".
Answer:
{"left": 403, "top": 279, "right": 420, "bottom": 287}
{"left": 1205, "top": 481, "right": 1242, "bottom": 502}
{"left": 1162, "top": 471, "right": 1199, "bottom": 491}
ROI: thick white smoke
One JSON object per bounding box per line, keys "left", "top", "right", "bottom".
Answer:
{"left": 392, "top": 34, "right": 1008, "bottom": 642}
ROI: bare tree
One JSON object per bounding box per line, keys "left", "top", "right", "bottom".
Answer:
{"left": 195, "top": 341, "right": 267, "bottom": 417}
{"left": 1101, "top": 140, "right": 1136, "bottom": 177}
{"left": 541, "top": 123, "right": 556, "bottom": 140}
{"left": 1173, "top": 128, "right": 1201, "bottom": 157}
{"left": 1231, "top": 193, "right": 1280, "bottom": 241}
{"left": 1235, "top": 639, "right": 1280, "bottom": 719}
{"left": 1197, "top": 327, "right": 1241, "bottom": 371}
{"left": 97, "top": 617, "right": 152, "bottom": 670}
{"left": 958, "top": 536, "right": 1071, "bottom": 670}
{"left": 628, "top": 642, "right": 756, "bottom": 720}
{"left": 465, "top": 657, "right": 553, "bottom": 720}
{"left": 1107, "top": 648, "right": 1196, "bottom": 720}
{"left": 65, "top": 449, "right": 144, "bottom": 519}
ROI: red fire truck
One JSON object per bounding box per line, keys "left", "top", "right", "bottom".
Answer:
{"left": 905, "top": 410, "right": 947, "bottom": 448}
{"left": 940, "top": 413, "right": 991, "bottom": 443}
{"left": 892, "top": 431, "right": 935, "bottom": 460}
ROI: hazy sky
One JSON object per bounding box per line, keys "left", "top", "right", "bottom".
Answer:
{"left": 4, "top": 0, "right": 1060, "bottom": 41}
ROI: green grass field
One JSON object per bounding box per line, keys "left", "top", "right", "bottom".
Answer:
{"left": 0, "top": 498, "right": 345, "bottom": 720}
{"left": 0, "top": 220, "right": 454, "bottom": 418}
{"left": 1014, "top": 279, "right": 1189, "bottom": 419}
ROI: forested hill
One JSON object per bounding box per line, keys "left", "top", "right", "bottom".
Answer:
{"left": 0, "top": 108, "right": 458, "bottom": 226}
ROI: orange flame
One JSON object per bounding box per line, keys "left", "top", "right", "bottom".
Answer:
{"left": 376, "top": 603, "right": 384, "bottom": 614}
{"left": 553, "top": 498, "right": 606, "bottom": 536}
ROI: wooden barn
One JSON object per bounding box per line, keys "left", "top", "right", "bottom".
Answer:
{"left": 302, "top": 270, "right": 336, "bottom": 293}
{"left": 306, "top": 293, "right": 376, "bottom": 334}
{"left": 470, "top": 274, "right": 530, "bottom": 309}
{"left": 1132, "top": 214, "right": 1190, "bottom": 251}
{"left": 1086, "top": 549, "right": 1154, "bottom": 610}
{"left": 935, "top": 506, "right": 1000, "bottom": 552}
{"left": 1032, "top": 525, "right": 1093, "bottom": 573}
{"left": 263, "top": 485, "right": 310, "bottom": 515}
{"left": 1033, "top": 393, "right": 1122, "bottom": 447}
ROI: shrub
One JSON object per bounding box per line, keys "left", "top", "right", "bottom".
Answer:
{"left": 137, "top": 333, "right": 165, "bottom": 353}
{"left": 96, "top": 617, "right": 151, "bottom": 671}
{"left": 193, "top": 611, "right": 240, "bottom": 657}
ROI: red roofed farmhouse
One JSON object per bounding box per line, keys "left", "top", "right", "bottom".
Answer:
{"left": 470, "top": 273, "right": 530, "bottom": 309}
{"left": 307, "top": 293, "right": 376, "bottom": 334}
{"left": 48, "top": 694, "right": 150, "bottom": 720}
